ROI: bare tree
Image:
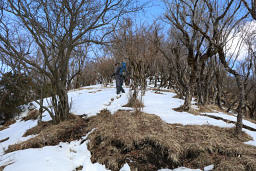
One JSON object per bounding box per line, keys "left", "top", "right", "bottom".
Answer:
{"left": 0, "top": 0, "right": 142, "bottom": 123}
{"left": 163, "top": 0, "right": 219, "bottom": 111}
{"left": 178, "top": 0, "right": 248, "bottom": 134}
{"left": 242, "top": 0, "right": 256, "bottom": 19}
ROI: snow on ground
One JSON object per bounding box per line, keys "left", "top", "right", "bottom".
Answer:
{"left": 35, "top": 84, "right": 130, "bottom": 122}
{"left": 1, "top": 130, "right": 111, "bottom": 171}
{"left": 0, "top": 120, "right": 37, "bottom": 154}
{"left": 143, "top": 91, "right": 234, "bottom": 127}
{"left": 1, "top": 85, "right": 256, "bottom": 171}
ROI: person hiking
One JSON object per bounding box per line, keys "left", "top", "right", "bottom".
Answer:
{"left": 114, "top": 62, "right": 126, "bottom": 94}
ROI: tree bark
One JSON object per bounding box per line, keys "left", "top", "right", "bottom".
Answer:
{"left": 235, "top": 75, "right": 245, "bottom": 134}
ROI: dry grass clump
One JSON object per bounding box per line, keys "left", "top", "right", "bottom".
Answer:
{"left": 0, "top": 120, "right": 16, "bottom": 131}
{"left": 97, "top": 109, "right": 112, "bottom": 118}
{"left": 174, "top": 104, "right": 219, "bottom": 115}
{"left": 23, "top": 121, "right": 52, "bottom": 137}
{"left": 173, "top": 106, "right": 201, "bottom": 115}
{"left": 5, "top": 114, "right": 90, "bottom": 153}
{"left": 215, "top": 159, "right": 245, "bottom": 170}
{"left": 123, "top": 96, "right": 144, "bottom": 109}
{"left": 70, "top": 87, "right": 93, "bottom": 92}
{"left": 172, "top": 94, "right": 183, "bottom": 99}
{"left": 88, "top": 111, "right": 181, "bottom": 170}
{"left": 87, "top": 110, "right": 256, "bottom": 171}
{"left": 0, "top": 163, "right": 13, "bottom": 171}
{"left": 174, "top": 104, "right": 230, "bottom": 116}
{"left": 154, "top": 91, "right": 164, "bottom": 94}
{"left": 149, "top": 88, "right": 176, "bottom": 93}
{"left": 22, "top": 109, "right": 40, "bottom": 121}
{"left": 88, "top": 90, "right": 102, "bottom": 94}
{"left": 198, "top": 105, "right": 214, "bottom": 113}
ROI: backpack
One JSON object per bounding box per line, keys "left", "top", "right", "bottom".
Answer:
{"left": 119, "top": 62, "right": 127, "bottom": 76}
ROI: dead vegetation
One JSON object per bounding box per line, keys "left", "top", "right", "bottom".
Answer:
{"left": 173, "top": 105, "right": 201, "bottom": 115}
{"left": 0, "top": 120, "right": 16, "bottom": 131}
{"left": 0, "top": 163, "right": 13, "bottom": 171}
{"left": 75, "top": 165, "right": 83, "bottom": 171}
{"left": 86, "top": 110, "right": 256, "bottom": 171}
{"left": 200, "top": 113, "right": 256, "bottom": 132}
{"left": 122, "top": 96, "right": 144, "bottom": 109}
{"left": 23, "top": 121, "right": 52, "bottom": 137}
{"left": 172, "top": 94, "right": 183, "bottom": 99}
{"left": 174, "top": 104, "right": 233, "bottom": 116}
{"left": 22, "top": 109, "right": 40, "bottom": 121}
{"left": 149, "top": 88, "right": 176, "bottom": 93}
{"left": 5, "top": 114, "right": 90, "bottom": 153}
{"left": 69, "top": 87, "right": 94, "bottom": 92}
{"left": 88, "top": 90, "right": 102, "bottom": 94}
{"left": 3, "top": 109, "right": 256, "bottom": 171}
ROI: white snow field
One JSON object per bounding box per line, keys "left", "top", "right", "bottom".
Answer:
{"left": 1, "top": 84, "right": 256, "bottom": 171}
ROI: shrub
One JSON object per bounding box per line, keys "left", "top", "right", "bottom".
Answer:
{"left": 0, "top": 72, "right": 34, "bottom": 123}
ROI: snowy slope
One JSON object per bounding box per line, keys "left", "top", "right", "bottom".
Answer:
{"left": 1, "top": 84, "right": 256, "bottom": 171}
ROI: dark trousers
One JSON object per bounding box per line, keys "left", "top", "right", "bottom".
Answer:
{"left": 116, "top": 76, "right": 125, "bottom": 94}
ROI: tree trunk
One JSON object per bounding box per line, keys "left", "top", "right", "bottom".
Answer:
{"left": 235, "top": 75, "right": 245, "bottom": 135}
{"left": 197, "top": 81, "right": 203, "bottom": 105}
{"left": 51, "top": 79, "right": 70, "bottom": 124}
{"left": 182, "top": 55, "right": 197, "bottom": 111}
{"left": 215, "top": 71, "right": 222, "bottom": 109}
{"left": 183, "top": 86, "right": 192, "bottom": 111}
{"left": 154, "top": 76, "right": 158, "bottom": 87}
{"left": 217, "top": 46, "right": 245, "bottom": 135}
{"left": 57, "top": 81, "right": 69, "bottom": 121}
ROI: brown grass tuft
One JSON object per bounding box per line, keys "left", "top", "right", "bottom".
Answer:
{"left": 0, "top": 163, "right": 13, "bottom": 171}
{"left": 86, "top": 110, "right": 256, "bottom": 171}
{"left": 5, "top": 114, "right": 90, "bottom": 153}
{"left": 174, "top": 104, "right": 230, "bottom": 116}
{"left": 97, "top": 109, "right": 112, "bottom": 118}
{"left": 149, "top": 88, "right": 176, "bottom": 93}
{"left": 214, "top": 159, "right": 245, "bottom": 171}
{"left": 0, "top": 120, "right": 16, "bottom": 131}
{"left": 22, "top": 109, "right": 40, "bottom": 121}
{"left": 172, "top": 94, "right": 183, "bottom": 99}
{"left": 23, "top": 121, "right": 52, "bottom": 137}
{"left": 123, "top": 96, "right": 144, "bottom": 109}
{"left": 69, "top": 87, "right": 93, "bottom": 92}
{"left": 198, "top": 105, "right": 214, "bottom": 113}
{"left": 75, "top": 165, "right": 83, "bottom": 171}
{"left": 154, "top": 91, "right": 164, "bottom": 94}
{"left": 88, "top": 90, "right": 102, "bottom": 93}
{"left": 173, "top": 106, "right": 201, "bottom": 115}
